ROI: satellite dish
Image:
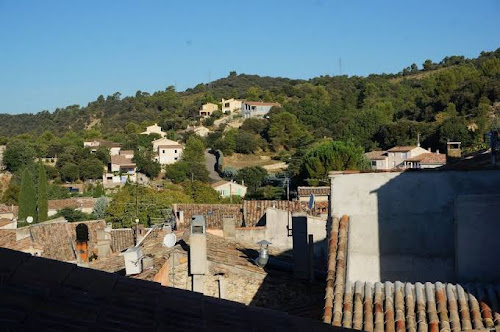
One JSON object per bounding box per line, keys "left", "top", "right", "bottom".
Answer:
{"left": 163, "top": 233, "right": 177, "bottom": 248}
{"left": 26, "top": 216, "right": 34, "bottom": 224}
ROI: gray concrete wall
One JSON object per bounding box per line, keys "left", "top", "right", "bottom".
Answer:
{"left": 330, "top": 170, "right": 500, "bottom": 283}
{"left": 455, "top": 194, "right": 500, "bottom": 282}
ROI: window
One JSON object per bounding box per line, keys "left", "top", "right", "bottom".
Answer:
{"left": 162, "top": 150, "right": 165, "bottom": 153}
{"left": 174, "top": 157, "right": 178, "bottom": 160}
{"left": 174, "top": 150, "right": 177, "bottom": 153}
{"left": 225, "top": 103, "right": 229, "bottom": 107}
{"left": 371, "top": 161, "right": 376, "bottom": 167}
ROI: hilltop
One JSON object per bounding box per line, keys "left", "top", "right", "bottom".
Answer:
{"left": 0, "top": 48, "right": 499, "bottom": 155}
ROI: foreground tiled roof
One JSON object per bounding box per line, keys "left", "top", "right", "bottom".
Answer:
{"left": 110, "top": 228, "right": 135, "bottom": 252}
{"left": 0, "top": 204, "right": 17, "bottom": 214}
{"left": 323, "top": 216, "right": 500, "bottom": 332}
{"left": 0, "top": 220, "right": 106, "bottom": 262}
{"left": 297, "top": 186, "right": 331, "bottom": 197}
{"left": 0, "top": 248, "right": 337, "bottom": 331}
{"left": 387, "top": 146, "right": 417, "bottom": 152}
{"left": 405, "top": 153, "right": 446, "bottom": 165}
{"left": 365, "top": 151, "right": 388, "bottom": 160}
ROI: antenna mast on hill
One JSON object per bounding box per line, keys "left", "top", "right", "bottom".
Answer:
{"left": 339, "top": 58, "right": 342, "bottom": 76}
{"left": 208, "top": 71, "right": 212, "bottom": 89}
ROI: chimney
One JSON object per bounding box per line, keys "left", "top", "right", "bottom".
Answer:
{"left": 428, "top": 148, "right": 431, "bottom": 152}
{"left": 189, "top": 215, "right": 207, "bottom": 293}
{"left": 123, "top": 246, "right": 143, "bottom": 275}
{"left": 436, "top": 149, "right": 439, "bottom": 154}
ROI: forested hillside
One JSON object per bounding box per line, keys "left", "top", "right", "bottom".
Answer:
{"left": 1, "top": 48, "right": 499, "bottom": 154}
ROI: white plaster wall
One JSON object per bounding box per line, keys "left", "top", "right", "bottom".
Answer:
{"left": 330, "top": 170, "right": 500, "bottom": 283}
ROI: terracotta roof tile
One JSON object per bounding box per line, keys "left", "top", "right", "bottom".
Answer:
{"left": 111, "top": 155, "right": 136, "bottom": 166}
{"left": 365, "top": 151, "right": 388, "bottom": 160}
{"left": 387, "top": 146, "right": 418, "bottom": 152}
{"left": 322, "top": 215, "right": 500, "bottom": 332}
{"left": 405, "top": 153, "right": 446, "bottom": 164}
{"left": 244, "top": 101, "right": 282, "bottom": 107}
{"left": 297, "top": 186, "right": 331, "bottom": 197}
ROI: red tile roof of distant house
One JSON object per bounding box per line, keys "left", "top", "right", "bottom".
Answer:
{"left": 297, "top": 186, "right": 331, "bottom": 197}
{"left": 406, "top": 152, "right": 446, "bottom": 165}
{"left": 364, "top": 151, "right": 388, "bottom": 160}
{"left": 111, "top": 155, "right": 136, "bottom": 166}
{"left": 387, "top": 146, "right": 417, "bottom": 152}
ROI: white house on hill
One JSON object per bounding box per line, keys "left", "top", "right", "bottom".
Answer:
{"left": 242, "top": 101, "right": 281, "bottom": 118}
{"left": 365, "top": 146, "right": 442, "bottom": 170}
{"left": 211, "top": 180, "right": 247, "bottom": 198}
{"left": 221, "top": 98, "right": 243, "bottom": 113}
{"left": 152, "top": 137, "right": 183, "bottom": 165}
{"left": 141, "top": 123, "right": 166, "bottom": 137}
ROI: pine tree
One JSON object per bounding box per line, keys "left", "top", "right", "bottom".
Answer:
{"left": 18, "top": 168, "right": 37, "bottom": 222}
{"left": 37, "top": 161, "right": 48, "bottom": 222}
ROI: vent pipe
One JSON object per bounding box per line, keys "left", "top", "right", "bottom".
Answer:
{"left": 255, "top": 240, "right": 271, "bottom": 267}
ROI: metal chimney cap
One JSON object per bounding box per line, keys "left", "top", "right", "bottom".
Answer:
{"left": 257, "top": 240, "right": 272, "bottom": 247}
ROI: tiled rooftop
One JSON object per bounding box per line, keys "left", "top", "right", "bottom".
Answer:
{"left": 111, "top": 154, "right": 136, "bottom": 166}
{"left": 297, "top": 186, "right": 331, "bottom": 197}
{"left": 365, "top": 151, "right": 388, "bottom": 160}
{"left": 0, "top": 247, "right": 337, "bottom": 331}
{"left": 0, "top": 220, "right": 106, "bottom": 261}
{"left": 405, "top": 153, "right": 446, "bottom": 165}
{"left": 323, "top": 216, "right": 500, "bottom": 332}
{"left": 48, "top": 197, "right": 97, "bottom": 210}
{"left": 387, "top": 146, "right": 417, "bottom": 152}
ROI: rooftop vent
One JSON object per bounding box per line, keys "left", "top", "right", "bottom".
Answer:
{"left": 255, "top": 240, "right": 271, "bottom": 268}
{"left": 123, "top": 246, "right": 143, "bottom": 275}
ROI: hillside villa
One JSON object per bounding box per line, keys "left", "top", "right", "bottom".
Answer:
{"left": 365, "top": 145, "right": 446, "bottom": 170}
{"left": 242, "top": 101, "right": 281, "bottom": 118}
{"left": 199, "top": 102, "right": 219, "bottom": 117}
{"left": 103, "top": 150, "right": 137, "bottom": 185}
{"left": 83, "top": 139, "right": 122, "bottom": 156}
{"left": 141, "top": 123, "right": 166, "bottom": 137}
{"left": 152, "top": 137, "right": 183, "bottom": 165}
{"left": 221, "top": 98, "right": 243, "bottom": 113}
{"left": 211, "top": 180, "right": 247, "bottom": 198}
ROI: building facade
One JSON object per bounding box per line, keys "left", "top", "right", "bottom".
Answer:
{"left": 242, "top": 101, "right": 281, "bottom": 118}
{"left": 141, "top": 123, "right": 166, "bottom": 137}
{"left": 365, "top": 146, "right": 431, "bottom": 170}
{"left": 221, "top": 98, "right": 243, "bottom": 113}
{"left": 152, "top": 137, "right": 183, "bottom": 165}
{"left": 199, "top": 103, "right": 219, "bottom": 117}
{"left": 211, "top": 180, "right": 247, "bottom": 198}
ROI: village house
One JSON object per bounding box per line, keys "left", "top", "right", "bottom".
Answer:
{"left": 404, "top": 150, "right": 447, "bottom": 169}
{"left": 242, "top": 101, "right": 281, "bottom": 118}
{"left": 103, "top": 154, "right": 137, "bottom": 185}
{"left": 140, "top": 123, "right": 166, "bottom": 137}
{"left": 365, "top": 145, "right": 431, "bottom": 170}
{"left": 221, "top": 98, "right": 243, "bottom": 113}
{"left": 83, "top": 139, "right": 122, "bottom": 156}
{"left": 199, "top": 102, "right": 219, "bottom": 117}
{"left": 211, "top": 180, "right": 247, "bottom": 198}
{"left": 152, "top": 137, "right": 183, "bottom": 165}
{"left": 187, "top": 125, "right": 211, "bottom": 137}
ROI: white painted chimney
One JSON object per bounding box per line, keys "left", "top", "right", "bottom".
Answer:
{"left": 190, "top": 215, "right": 207, "bottom": 293}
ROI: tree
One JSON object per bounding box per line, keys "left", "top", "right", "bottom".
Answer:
{"left": 300, "top": 140, "right": 369, "bottom": 184}
{"left": 268, "top": 112, "right": 310, "bottom": 150}
{"left": 180, "top": 136, "right": 210, "bottom": 182}
{"left": 240, "top": 118, "right": 267, "bottom": 135}
{"left": 79, "top": 158, "right": 104, "bottom": 180}
{"left": 93, "top": 196, "right": 109, "bottom": 219}
{"left": 183, "top": 181, "right": 221, "bottom": 203}
{"left": 18, "top": 168, "right": 37, "bottom": 222}
{"left": 236, "top": 166, "right": 268, "bottom": 193}
{"left": 134, "top": 148, "right": 161, "bottom": 178}
{"left": 37, "top": 162, "right": 48, "bottom": 222}
{"left": 60, "top": 163, "right": 80, "bottom": 182}
{"left": 234, "top": 131, "right": 259, "bottom": 154}
{"left": 3, "top": 140, "right": 36, "bottom": 173}
{"left": 423, "top": 59, "right": 436, "bottom": 71}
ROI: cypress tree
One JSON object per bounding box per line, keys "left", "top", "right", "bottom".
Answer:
{"left": 18, "top": 168, "right": 37, "bottom": 222}
{"left": 37, "top": 161, "right": 48, "bottom": 222}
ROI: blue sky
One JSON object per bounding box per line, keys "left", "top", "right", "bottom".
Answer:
{"left": 0, "top": 0, "right": 499, "bottom": 114}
